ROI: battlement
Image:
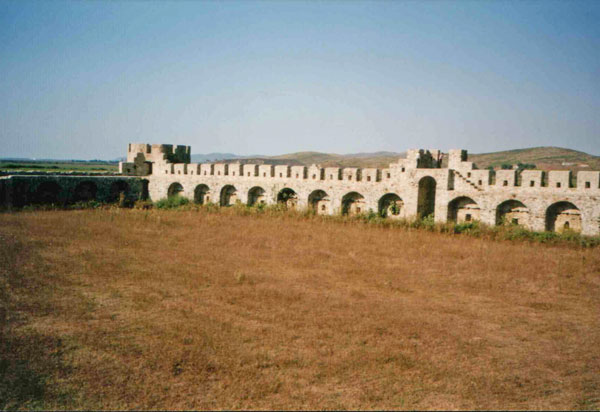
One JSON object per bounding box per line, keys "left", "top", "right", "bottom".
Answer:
{"left": 140, "top": 143, "right": 599, "bottom": 191}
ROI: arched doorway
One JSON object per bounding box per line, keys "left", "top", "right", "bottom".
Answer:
{"left": 73, "top": 181, "right": 97, "bottom": 202}
{"left": 277, "top": 188, "right": 298, "bottom": 209}
{"left": 308, "top": 190, "right": 330, "bottom": 214}
{"left": 417, "top": 176, "right": 436, "bottom": 219}
{"left": 496, "top": 200, "right": 530, "bottom": 227}
{"left": 546, "top": 201, "right": 581, "bottom": 232}
{"left": 194, "top": 184, "right": 210, "bottom": 204}
{"left": 167, "top": 182, "right": 184, "bottom": 199}
{"left": 378, "top": 193, "right": 403, "bottom": 218}
{"left": 248, "top": 186, "right": 266, "bottom": 206}
{"left": 447, "top": 197, "right": 480, "bottom": 223}
{"left": 341, "top": 192, "right": 366, "bottom": 215}
{"left": 220, "top": 185, "right": 237, "bottom": 206}
{"left": 34, "top": 181, "right": 61, "bottom": 204}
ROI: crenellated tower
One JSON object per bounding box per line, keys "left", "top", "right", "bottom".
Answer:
{"left": 120, "top": 143, "right": 191, "bottom": 176}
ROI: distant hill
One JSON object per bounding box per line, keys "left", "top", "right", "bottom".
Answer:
{"left": 190, "top": 151, "right": 407, "bottom": 168}
{"left": 468, "top": 147, "right": 600, "bottom": 171}
{"left": 191, "top": 153, "right": 246, "bottom": 162}
{"left": 189, "top": 147, "right": 599, "bottom": 171}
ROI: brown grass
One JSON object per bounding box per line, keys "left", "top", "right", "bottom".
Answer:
{"left": 1, "top": 208, "right": 599, "bottom": 410}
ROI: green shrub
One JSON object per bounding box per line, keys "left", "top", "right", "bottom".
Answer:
{"left": 453, "top": 221, "right": 480, "bottom": 234}
{"left": 154, "top": 196, "right": 190, "bottom": 210}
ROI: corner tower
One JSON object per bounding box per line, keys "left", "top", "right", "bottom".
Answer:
{"left": 120, "top": 143, "right": 191, "bottom": 176}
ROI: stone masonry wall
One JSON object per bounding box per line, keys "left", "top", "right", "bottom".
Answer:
{"left": 131, "top": 145, "right": 600, "bottom": 236}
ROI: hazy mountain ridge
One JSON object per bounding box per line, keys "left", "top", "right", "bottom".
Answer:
{"left": 191, "top": 147, "right": 600, "bottom": 171}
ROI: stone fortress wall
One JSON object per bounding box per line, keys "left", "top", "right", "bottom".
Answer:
{"left": 121, "top": 143, "right": 600, "bottom": 236}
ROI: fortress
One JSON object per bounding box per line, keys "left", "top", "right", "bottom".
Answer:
{"left": 0, "top": 142, "right": 598, "bottom": 236}
{"left": 118, "top": 143, "right": 600, "bottom": 236}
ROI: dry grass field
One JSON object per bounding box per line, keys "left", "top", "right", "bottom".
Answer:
{"left": 1, "top": 208, "right": 599, "bottom": 410}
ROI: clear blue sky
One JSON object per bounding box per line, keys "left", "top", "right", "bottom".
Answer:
{"left": 1, "top": 0, "right": 599, "bottom": 159}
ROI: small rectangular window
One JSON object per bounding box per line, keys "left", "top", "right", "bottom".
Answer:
{"left": 218, "top": 171, "right": 221, "bottom": 175}
{"left": 465, "top": 214, "right": 472, "bottom": 222}
{"left": 204, "top": 171, "right": 207, "bottom": 175}
{"left": 512, "top": 218, "right": 519, "bottom": 225}
{"left": 401, "top": 167, "right": 405, "bottom": 172}
{"left": 503, "top": 180, "right": 508, "bottom": 186}
{"left": 530, "top": 181, "right": 535, "bottom": 187}
{"left": 312, "top": 174, "right": 316, "bottom": 179}
{"left": 585, "top": 181, "right": 591, "bottom": 188}
{"left": 556, "top": 182, "right": 561, "bottom": 188}
{"left": 387, "top": 173, "right": 391, "bottom": 178}
{"left": 348, "top": 175, "right": 352, "bottom": 180}
{"left": 263, "top": 172, "right": 266, "bottom": 177}
{"left": 467, "top": 172, "right": 471, "bottom": 178}
{"left": 296, "top": 174, "right": 299, "bottom": 178}
{"left": 367, "top": 176, "right": 371, "bottom": 181}
{"left": 247, "top": 172, "right": 250, "bottom": 176}
{"left": 232, "top": 172, "right": 235, "bottom": 176}
{"left": 478, "top": 180, "right": 482, "bottom": 185}
{"left": 280, "top": 173, "right": 282, "bottom": 177}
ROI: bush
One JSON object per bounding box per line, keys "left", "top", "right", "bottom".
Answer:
{"left": 453, "top": 221, "right": 480, "bottom": 235}
{"left": 154, "top": 196, "right": 190, "bottom": 210}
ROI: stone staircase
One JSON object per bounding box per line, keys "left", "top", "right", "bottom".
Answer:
{"left": 453, "top": 170, "right": 483, "bottom": 192}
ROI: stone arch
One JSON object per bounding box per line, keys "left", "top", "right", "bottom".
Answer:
{"left": 308, "top": 190, "right": 330, "bottom": 214}
{"left": 447, "top": 196, "right": 480, "bottom": 223}
{"left": 167, "top": 182, "right": 184, "bottom": 198}
{"left": 109, "top": 181, "right": 129, "bottom": 203}
{"left": 248, "top": 186, "right": 266, "bottom": 206}
{"left": 73, "top": 181, "right": 97, "bottom": 202}
{"left": 277, "top": 188, "right": 298, "bottom": 209}
{"left": 496, "top": 200, "right": 530, "bottom": 227}
{"left": 417, "top": 176, "right": 436, "bottom": 219}
{"left": 546, "top": 201, "right": 582, "bottom": 233}
{"left": 194, "top": 184, "right": 210, "bottom": 204}
{"left": 341, "top": 192, "right": 366, "bottom": 215}
{"left": 34, "top": 181, "right": 61, "bottom": 204}
{"left": 378, "top": 193, "right": 403, "bottom": 218}
{"left": 220, "top": 185, "right": 237, "bottom": 206}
